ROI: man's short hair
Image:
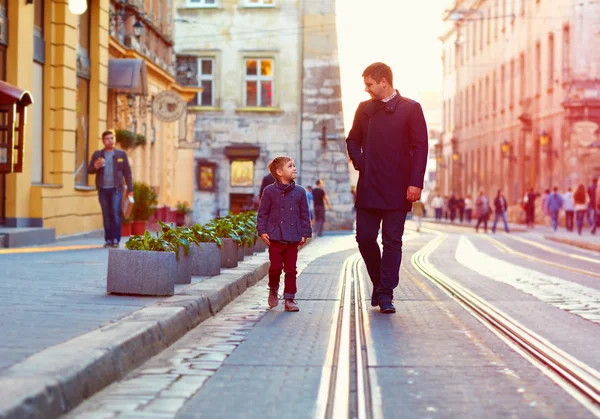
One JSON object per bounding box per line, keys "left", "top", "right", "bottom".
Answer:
{"left": 268, "top": 156, "right": 292, "bottom": 181}
{"left": 102, "top": 130, "right": 115, "bottom": 140}
{"left": 316, "top": 179, "right": 323, "bottom": 186}
{"left": 362, "top": 62, "right": 393, "bottom": 87}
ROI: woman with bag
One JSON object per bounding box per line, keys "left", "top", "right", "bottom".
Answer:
{"left": 475, "top": 188, "right": 491, "bottom": 233}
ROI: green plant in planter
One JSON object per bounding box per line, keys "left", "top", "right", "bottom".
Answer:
{"left": 125, "top": 231, "right": 173, "bottom": 253}
{"left": 206, "top": 217, "right": 242, "bottom": 245}
{"left": 115, "top": 129, "right": 138, "bottom": 150}
{"left": 136, "top": 133, "right": 147, "bottom": 147}
{"left": 190, "top": 223, "right": 223, "bottom": 247}
{"left": 175, "top": 201, "right": 193, "bottom": 215}
{"left": 227, "top": 211, "right": 257, "bottom": 248}
{"left": 157, "top": 221, "right": 191, "bottom": 260}
{"left": 133, "top": 181, "right": 158, "bottom": 221}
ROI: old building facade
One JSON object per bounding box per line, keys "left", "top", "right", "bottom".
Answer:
{"left": 439, "top": 0, "right": 600, "bottom": 209}
{"left": 0, "top": 0, "right": 198, "bottom": 242}
{"left": 174, "top": 0, "right": 353, "bottom": 228}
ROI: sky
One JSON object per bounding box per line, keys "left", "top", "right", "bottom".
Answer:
{"left": 336, "top": 0, "right": 448, "bottom": 133}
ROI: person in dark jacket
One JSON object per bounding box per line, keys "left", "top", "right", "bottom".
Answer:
{"left": 259, "top": 173, "right": 276, "bottom": 198}
{"left": 346, "top": 62, "right": 428, "bottom": 314}
{"left": 257, "top": 156, "right": 312, "bottom": 312}
{"left": 524, "top": 188, "right": 539, "bottom": 228}
{"left": 491, "top": 189, "right": 510, "bottom": 233}
{"left": 88, "top": 130, "right": 133, "bottom": 248}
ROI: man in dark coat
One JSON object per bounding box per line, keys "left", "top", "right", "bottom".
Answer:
{"left": 346, "top": 62, "right": 429, "bottom": 313}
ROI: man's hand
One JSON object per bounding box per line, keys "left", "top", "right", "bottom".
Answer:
{"left": 260, "top": 233, "right": 271, "bottom": 246}
{"left": 406, "top": 186, "right": 422, "bottom": 203}
{"left": 299, "top": 237, "right": 307, "bottom": 246}
{"left": 127, "top": 192, "right": 134, "bottom": 198}
{"left": 94, "top": 157, "right": 105, "bottom": 170}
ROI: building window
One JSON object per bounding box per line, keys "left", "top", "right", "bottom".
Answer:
{"left": 478, "top": 79, "right": 483, "bottom": 120}
{"left": 492, "top": 71, "right": 497, "bottom": 113}
{"left": 186, "top": 0, "right": 217, "bottom": 7}
{"left": 245, "top": 0, "right": 275, "bottom": 6}
{"left": 519, "top": 52, "right": 525, "bottom": 100}
{"left": 75, "top": 9, "right": 91, "bottom": 186}
{"left": 471, "top": 85, "right": 476, "bottom": 124}
{"left": 500, "top": 64, "right": 505, "bottom": 110}
{"left": 486, "top": 8, "right": 491, "bottom": 44}
{"left": 510, "top": 59, "right": 515, "bottom": 106}
{"left": 562, "top": 25, "right": 570, "bottom": 82}
{"left": 0, "top": 0, "right": 6, "bottom": 79}
{"left": 197, "top": 58, "right": 215, "bottom": 106}
{"left": 485, "top": 75, "right": 490, "bottom": 116}
{"left": 535, "top": 41, "right": 541, "bottom": 96}
{"left": 196, "top": 161, "right": 217, "bottom": 191}
{"left": 230, "top": 160, "right": 254, "bottom": 187}
{"left": 244, "top": 58, "right": 273, "bottom": 107}
{"left": 548, "top": 33, "right": 555, "bottom": 90}
{"left": 31, "top": 0, "right": 44, "bottom": 184}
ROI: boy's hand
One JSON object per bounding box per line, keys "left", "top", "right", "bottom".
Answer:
{"left": 299, "top": 237, "right": 307, "bottom": 246}
{"left": 260, "top": 233, "right": 270, "bottom": 246}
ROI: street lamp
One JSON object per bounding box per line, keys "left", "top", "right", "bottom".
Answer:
{"left": 133, "top": 20, "right": 144, "bottom": 39}
{"left": 127, "top": 94, "right": 135, "bottom": 109}
{"left": 539, "top": 130, "right": 550, "bottom": 147}
{"left": 68, "top": 0, "right": 87, "bottom": 15}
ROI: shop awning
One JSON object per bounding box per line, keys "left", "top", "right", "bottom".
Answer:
{"left": 108, "top": 59, "right": 148, "bottom": 96}
{"left": 0, "top": 81, "right": 33, "bottom": 107}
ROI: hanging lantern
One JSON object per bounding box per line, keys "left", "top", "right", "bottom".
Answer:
{"left": 68, "top": 0, "right": 88, "bottom": 15}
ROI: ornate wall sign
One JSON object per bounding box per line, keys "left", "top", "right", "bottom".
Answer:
{"left": 152, "top": 90, "right": 186, "bottom": 122}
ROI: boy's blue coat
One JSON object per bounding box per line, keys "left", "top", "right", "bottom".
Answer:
{"left": 257, "top": 181, "right": 312, "bottom": 242}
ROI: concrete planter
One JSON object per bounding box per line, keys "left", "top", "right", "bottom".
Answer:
{"left": 237, "top": 245, "right": 245, "bottom": 262}
{"left": 107, "top": 249, "right": 176, "bottom": 296}
{"left": 220, "top": 238, "right": 238, "bottom": 268}
{"left": 190, "top": 242, "right": 221, "bottom": 276}
{"left": 253, "top": 239, "right": 267, "bottom": 254}
{"left": 244, "top": 243, "right": 254, "bottom": 256}
{"left": 175, "top": 247, "right": 192, "bottom": 284}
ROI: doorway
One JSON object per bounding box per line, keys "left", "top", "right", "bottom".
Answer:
{"left": 0, "top": 173, "right": 4, "bottom": 224}
{"left": 229, "top": 193, "right": 254, "bottom": 214}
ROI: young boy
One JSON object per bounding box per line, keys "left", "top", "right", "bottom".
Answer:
{"left": 257, "top": 156, "right": 312, "bottom": 312}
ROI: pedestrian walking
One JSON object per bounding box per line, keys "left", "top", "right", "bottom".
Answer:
{"left": 491, "top": 190, "right": 510, "bottom": 233}
{"left": 587, "top": 178, "right": 598, "bottom": 227}
{"left": 547, "top": 187, "right": 564, "bottom": 232}
{"left": 259, "top": 173, "right": 276, "bottom": 198}
{"left": 346, "top": 62, "right": 428, "bottom": 314}
{"left": 257, "top": 156, "right": 312, "bottom": 312}
{"left": 448, "top": 193, "right": 458, "bottom": 222}
{"left": 563, "top": 187, "right": 575, "bottom": 232}
{"left": 88, "top": 130, "right": 133, "bottom": 248}
{"left": 312, "top": 179, "right": 333, "bottom": 237}
{"left": 475, "top": 189, "right": 491, "bottom": 233}
{"left": 412, "top": 200, "right": 425, "bottom": 232}
{"left": 443, "top": 195, "right": 450, "bottom": 220}
{"left": 305, "top": 186, "right": 315, "bottom": 228}
{"left": 457, "top": 195, "right": 466, "bottom": 222}
{"left": 574, "top": 184, "right": 589, "bottom": 235}
{"left": 464, "top": 194, "right": 473, "bottom": 223}
{"left": 541, "top": 189, "right": 551, "bottom": 227}
{"left": 524, "top": 188, "right": 539, "bottom": 228}
{"left": 431, "top": 193, "right": 444, "bottom": 221}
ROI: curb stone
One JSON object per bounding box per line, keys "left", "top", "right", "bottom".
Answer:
{"left": 544, "top": 235, "right": 600, "bottom": 253}
{"left": 0, "top": 250, "right": 276, "bottom": 419}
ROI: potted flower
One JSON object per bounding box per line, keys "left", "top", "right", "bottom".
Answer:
{"left": 206, "top": 217, "right": 241, "bottom": 269}
{"left": 115, "top": 129, "right": 138, "bottom": 151}
{"left": 107, "top": 231, "right": 176, "bottom": 296}
{"left": 157, "top": 221, "right": 192, "bottom": 284}
{"left": 121, "top": 209, "right": 133, "bottom": 237}
{"left": 229, "top": 212, "right": 258, "bottom": 258}
{"left": 175, "top": 201, "right": 193, "bottom": 227}
{"left": 188, "top": 223, "right": 222, "bottom": 276}
{"left": 132, "top": 181, "right": 158, "bottom": 235}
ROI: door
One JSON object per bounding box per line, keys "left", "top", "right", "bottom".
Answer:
{"left": 229, "top": 194, "right": 254, "bottom": 214}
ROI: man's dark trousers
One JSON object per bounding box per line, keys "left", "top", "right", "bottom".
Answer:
{"left": 98, "top": 188, "right": 122, "bottom": 243}
{"left": 314, "top": 206, "right": 325, "bottom": 236}
{"left": 356, "top": 208, "right": 407, "bottom": 304}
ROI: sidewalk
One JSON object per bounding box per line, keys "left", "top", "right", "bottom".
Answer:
{"left": 0, "top": 234, "right": 356, "bottom": 419}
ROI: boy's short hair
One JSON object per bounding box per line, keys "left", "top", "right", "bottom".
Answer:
{"left": 102, "top": 130, "right": 115, "bottom": 140}
{"left": 268, "top": 156, "right": 292, "bottom": 181}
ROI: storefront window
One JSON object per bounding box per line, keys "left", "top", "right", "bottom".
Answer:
{"left": 75, "top": 9, "right": 91, "bottom": 186}
{"left": 0, "top": 0, "right": 6, "bottom": 224}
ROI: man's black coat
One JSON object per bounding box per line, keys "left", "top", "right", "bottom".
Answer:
{"left": 346, "top": 92, "right": 429, "bottom": 212}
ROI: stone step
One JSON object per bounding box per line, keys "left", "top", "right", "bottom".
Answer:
{"left": 0, "top": 227, "right": 56, "bottom": 248}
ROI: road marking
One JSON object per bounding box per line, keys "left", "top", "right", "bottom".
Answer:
{"left": 483, "top": 235, "right": 600, "bottom": 280}
{"left": 0, "top": 244, "right": 103, "bottom": 255}
{"left": 503, "top": 234, "right": 600, "bottom": 265}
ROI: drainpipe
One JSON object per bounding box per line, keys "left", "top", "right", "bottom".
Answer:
{"left": 297, "top": 0, "right": 305, "bottom": 186}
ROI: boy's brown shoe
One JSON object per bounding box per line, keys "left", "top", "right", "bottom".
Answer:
{"left": 268, "top": 289, "right": 279, "bottom": 308}
{"left": 284, "top": 299, "right": 300, "bottom": 312}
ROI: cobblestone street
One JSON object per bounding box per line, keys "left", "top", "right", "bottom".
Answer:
{"left": 4, "top": 224, "right": 591, "bottom": 418}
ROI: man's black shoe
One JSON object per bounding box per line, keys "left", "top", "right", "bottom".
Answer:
{"left": 103, "top": 241, "right": 111, "bottom": 248}
{"left": 379, "top": 302, "right": 396, "bottom": 314}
